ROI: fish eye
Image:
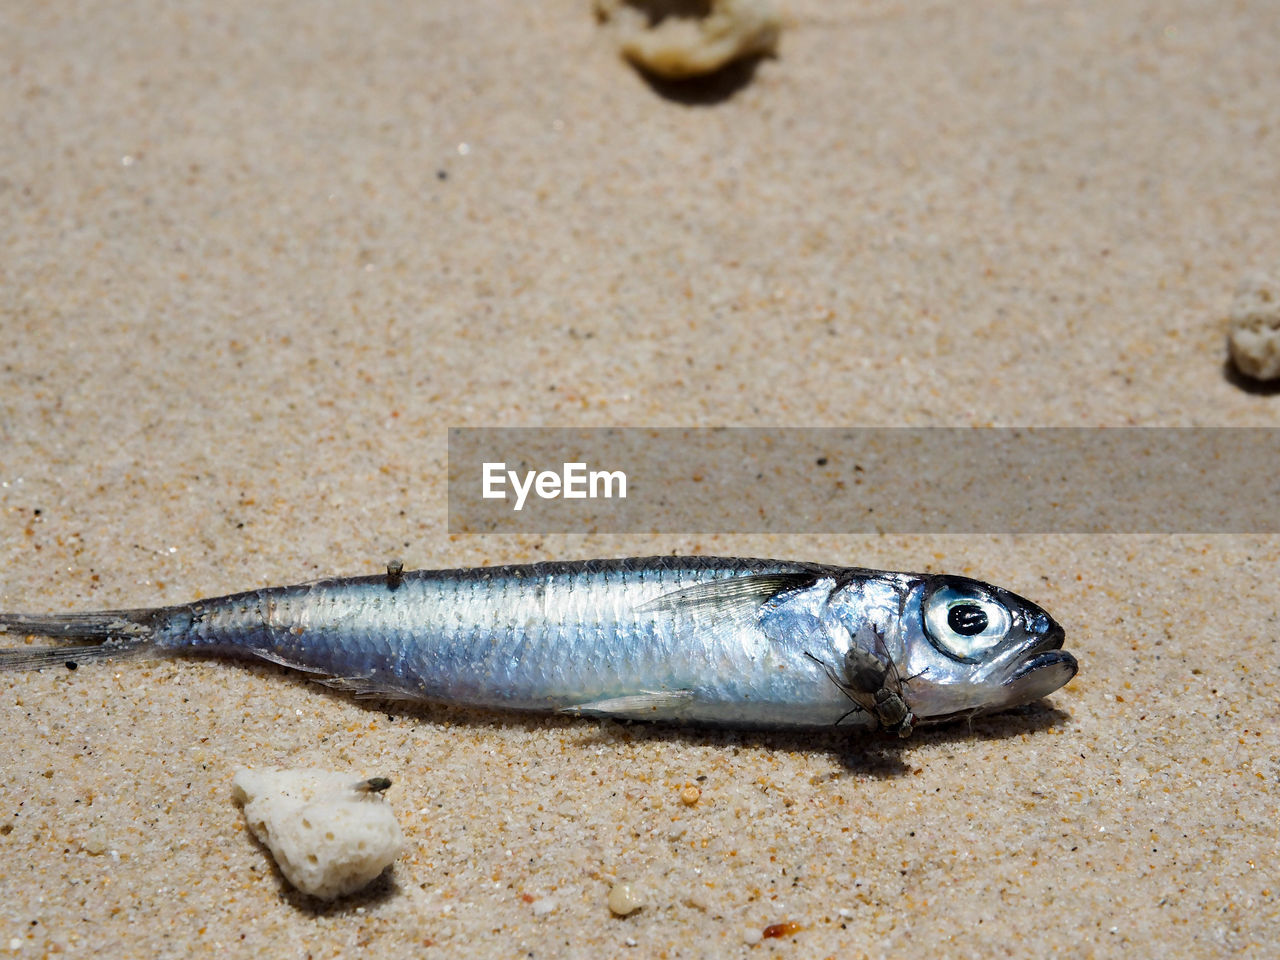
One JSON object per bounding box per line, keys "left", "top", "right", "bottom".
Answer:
{"left": 923, "top": 583, "right": 1012, "bottom": 661}
{"left": 947, "top": 603, "right": 988, "bottom": 636}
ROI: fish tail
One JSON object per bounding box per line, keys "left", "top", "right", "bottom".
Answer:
{"left": 0, "top": 608, "right": 165, "bottom": 670}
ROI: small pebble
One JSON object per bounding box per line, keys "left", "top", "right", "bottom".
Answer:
{"left": 742, "top": 927, "right": 764, "bottom": 945}
{"left": 1227, "top": 270, "right": 1280, "bottom": 380}
{"left": 680, "top": 785, "right": 701, "bottom": 806}
{"left": 595, "top": 0, "right": 780, "bottom": 79}
{"left": 83, "top": 827, "right": 108, "bottom": 856}
{"left": 608, "top": 882, "right": 644, "bottom": 916}
{"left": 762, "top": 921, "right": 803, "bottom": 938}
{"left": 531, "top": 897, "right": 558, "bottom": 917}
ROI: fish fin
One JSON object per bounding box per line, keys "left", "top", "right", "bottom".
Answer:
{"left": 318, "top": 675, "right": 416, "bottom": 701}
{"left": 636, "top": 573, "right": 816, "bottom": 642}
{"left": 0, "top": 641, "right": 158, "bottom": 671}
{"left": 242, "top": 650, "right": 412, "bottom": 700}
{"left": 638, "top": 573, "right": 815, "bottom": 615}
{"left": 0, "top": 609, "right": 162, "bottom": 671}
{"left": 560, "top": 689, "right": 695, "bottom": 720}
{"left": 244, "top": 648, "right": 331, "bottom": 675}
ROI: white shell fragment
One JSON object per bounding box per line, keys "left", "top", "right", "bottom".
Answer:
{"left": 608, "top": 881, "right": 645, "bottom": 916}
{"left": 595, "top": 0, "right": 781, "bottom": 80}
{"left": 232, "top": 768, "right": 404, "bottom": 900}
{"left": 1227, "top": 271, "right": 1280, "bottom": 380}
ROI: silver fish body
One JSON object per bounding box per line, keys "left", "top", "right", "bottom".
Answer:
{"left": 0, "top": 557, "right": 1077, "bottom": 733}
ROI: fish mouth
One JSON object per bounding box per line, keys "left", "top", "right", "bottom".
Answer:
{"left": 1002, "top": 623, "right": 1077, "bottom": 706}
{"left": 1015, "top": 620, "right": 1066, "bottom": 665}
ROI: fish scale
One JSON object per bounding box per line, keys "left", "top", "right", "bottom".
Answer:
{"left": 0, "top": 556, "right": 1077, "bottom": 735}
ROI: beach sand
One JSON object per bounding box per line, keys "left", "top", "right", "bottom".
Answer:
{"left": 1, "top": 1, "right": 1277, "bottom": 955}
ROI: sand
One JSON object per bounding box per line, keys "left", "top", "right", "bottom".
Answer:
{"left": 1, "top": 0, "right": 1278, "bottom": 956}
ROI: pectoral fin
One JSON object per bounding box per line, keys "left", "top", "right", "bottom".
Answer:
{"left": 636, "top": 572, "right": 817, "bottom": 645}
{"left": 638, "top": 573, "right": 814, "bottom": 615}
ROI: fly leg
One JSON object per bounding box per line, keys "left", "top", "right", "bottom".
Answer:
{"left": 802, "top": 650, "right": 871, "bottom": 727}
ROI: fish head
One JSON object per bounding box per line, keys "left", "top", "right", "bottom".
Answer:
{"left": 896, "top": 575, "right": 1076, "bottom": 722}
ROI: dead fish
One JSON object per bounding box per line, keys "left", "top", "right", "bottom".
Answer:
{"left": 0, "top": 556, "right": 1076, "bottom": 734}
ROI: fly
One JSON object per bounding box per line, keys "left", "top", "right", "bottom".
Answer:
{"left": 805, "top": 627, "right": 917, "bottom": 738}
{"left": 844, "top": 645, "right": 915, "bottom": 738}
